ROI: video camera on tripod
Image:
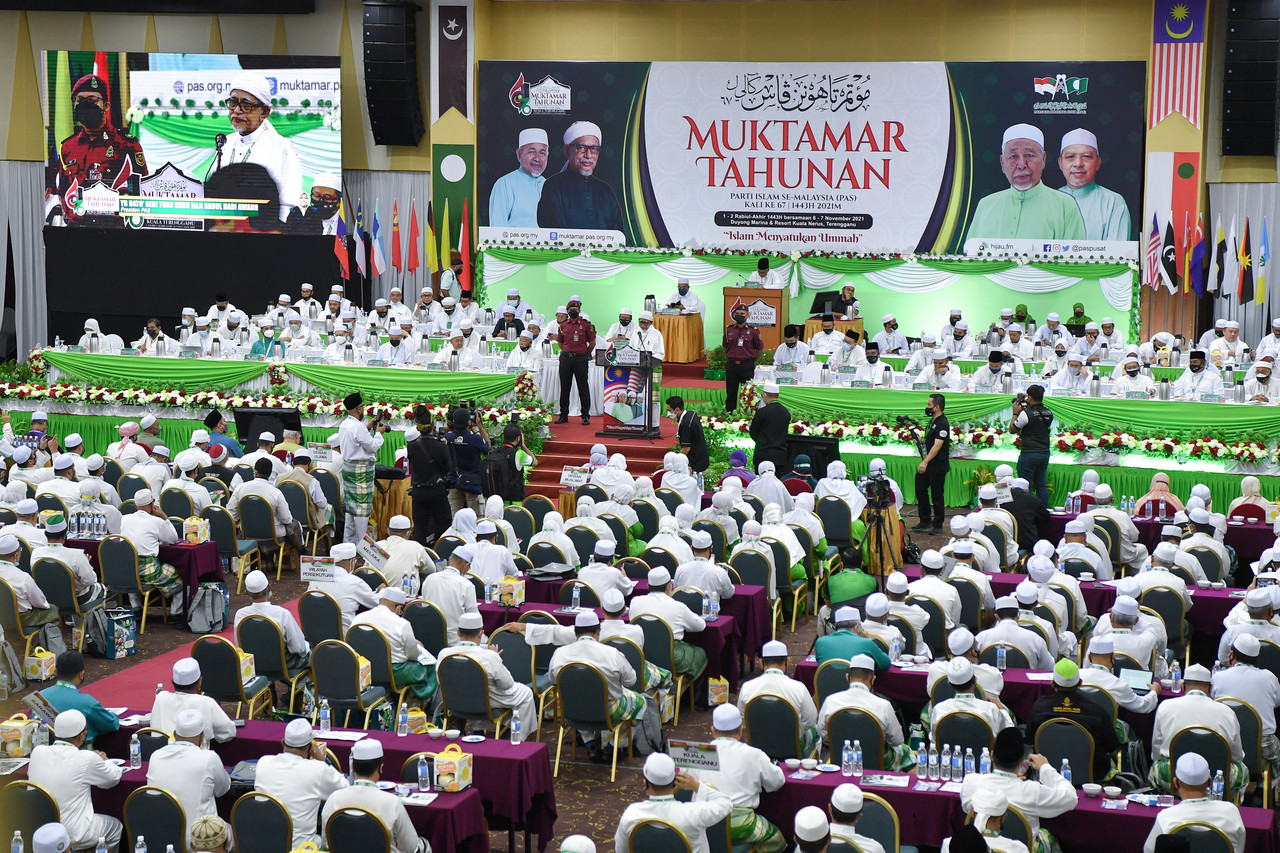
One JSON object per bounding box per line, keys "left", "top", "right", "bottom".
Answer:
{"left": 858, "top": 473, "right": 896, "bottom": 510}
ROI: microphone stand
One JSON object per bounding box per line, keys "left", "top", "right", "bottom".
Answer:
{"left": 207, "top": 133, "right": 226, "bottom": 181}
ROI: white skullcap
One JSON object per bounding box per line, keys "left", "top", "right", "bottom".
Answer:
{"left": 560, "top": 837, "right": 596, "bottom": 853}
{"left": 1112, "top": 595, "right": 1139, "bottom": 616}
{"left": 574, "top": 610, "right": 600, "bottom": 628}
{"left": 1064, "top": 519, "right": 1086, "bottom": 534}
{"left": 453, "top": 545, "right": 474, "bottom": 563}
{"left": 1061, "top": 128, "right": 1099, "bottom": 151}
{"left": 1247, "top": 588, "right": 1272, "bottom": 607}
{"left": 995, "top": 595, "right": 1019, "bottom": 610}
{"left": 1013, "top": 477, "right": 1030, "bottom": 490}
{"left": 593, "top": 540, "right": 617, "bottom": 558}
{"left": 1175, "top": 752, "right": 1210, "bottom": 786}
{"left": 375, "top": 298, "right": 389, "bottom": 308}
{"left": 881, "top": 313, "right": 895, "bottom": 324}
{"left": 172, "top": 657, "right": 201, "bottom": 686}
{"left": 245, "top": 569, "right": 268, "bottom": 594}
{"left": 639, "top": 311, "right": 654, "bottom": 322}
{"left": 518, "top": 128, "right": 548, "bottom": 147}
{"left": 946, "top": 657, "right": 974, "bottom": 685}
{"left": 475, "top": 520, "right": 497, "bottom": 535}
{"left": 133, "top": 489, "right": 154, "bottom": 507}
{"left": 1033, "top": 540, "right": 1056, "bottom": 558}
{"left": 175, "top": 709, "right": 204, "bottom": 738}
{"left": 948, "top": 627, "right": 975, "bottom": 656}
{"left": 865, "top": 593, "right": 889, "bottom": 618}
{"left": 602, "top": 589, "right": 625, "bottom": 612}
{"left": 848, "top": 653, "right": 876, "bottom": 671}
{"left": 1234, "top": 633, "right": 1262, "bottom": 657}
{"left": 762, "top": 383, "right": 780, "bottom": 394}
{"left": 690, "top": 530, "right": 713, "bottom": 550}
{"left": 834, "top": 606, "right": 861, "bottom": 623}
{"left": 978, "top": 484, "right": 997, "bottom": 501}
{"left": 1226, "top": 320, "right": 1240, "bottom": 329}
{"left": 11, "top": 447, "right": 30, "bottom": 465}
{"left": 1009, "top": 323, "right": 1024, "bottom": 333}
{"left": 1003, "top": 123, "right": 1045, "bottom": 148}
{"left": 458, "top": 612, "right": 484, "bottom": 631}
{"left": 953, "top": 540, "right": 974, "bottom": 556}
{"left": 331, "top": 542, "right": 357, "bottom": 561}
{"left": 1095, "top": 484, "right": 1113, "bottom": 501}
{"left": 794, "top": 807, "right": 830, "bottom": 843}
{"left": 1184, "top": 663, "right": 1212, "bottom": 682}
{"left": 949, "top": 516, "right": 971, "bottom": 535}
{"left": 643, "top": 752, "right": 676, "bottom": 785}
{"left": 519, "top": 330, "right": 533, "bottom": 340}
{"left": 52, "top": 453, "right": 74, "bottom": 471}
{"left": 713, "top": 704, "right": 742, "bottom": 731}
{"left": 379, "top": 587, "right": 406, "bottom": 605}
{"left": 140, "top": 414, "right": 157, "bottom": 429}
{"left": 230, "top": 71, "right": 272, "bottom": 105}
{"left": 283, "top": 718, "right": 314, "bottom": 747}
{"left": 53, "top": 709, "right": 87, "bottom": 738}
{"left": 1027, "top": 555, "right": 1054, "bottom": 582}
{"left": 64, "top": 433, "right": 83, "bottom": 448}
{"left": 387, "top": 515, "right": 411, "bottom": 531}
{"left": 351, "top": 738, "right": 384, "bottom": 761}
{"left": 176, "top": 451, "right": 200, "bottom": 472}
{"left": 1015, "top": 580, "right": 1039, "bottom": 604}
{"left": 648, "top": 567, "right": 671, "bottom": 587}
{"left": 762, "top": 640, "right": 788, "bottom": 658}
{"left": 32, "top": 824, "right": 70, "bottom": 853}
{"left": 956, "top": 320, "right": 969, "bottom": 331}
{"left": 1102, "top": 317, "right": 1115, "bottom": 325}
{"left": 1189, "top": 507, "right": 1212, "bottom": 525}
{"left": 886, "top": 572, "right": 909, "bottom": 593}
{"left": 1047, "top": 312, "right": 1061, "bottom": 322}
{"left": 921, "top": 549, "right": 945, "bottom": 569}
{"left": 1001, "top": 307, "right": 1014, "bottom": 315}
{"left": 563, "top": 121, "right": 602, "bottom": 145}
{"left": 1088, "top": 636, "right": 1114, "bottom": 656}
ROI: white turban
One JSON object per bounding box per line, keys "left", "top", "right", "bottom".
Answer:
{"left": 518, "top": 128, "right": 548, "bottom": 147}
{"left": 1060, "top": 128, "right": 1099, "bottom": 152}
{"left": 563, "top": 121, "right": 602, "bottom": 145}
{"left": 1003, "top": 123, "right": 1044, "bottom": 148}
{"left": 229, "top": 71, "right": 272, "bottom": 105}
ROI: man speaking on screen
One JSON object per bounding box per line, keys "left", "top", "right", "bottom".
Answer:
{"left": 57, "top": 73, "right": 148, "bottom": 223}
{"left": 208, "top": 71, "right": 303, "bottom": 222}
{"left": 536, "top": 120, "right": 625, "bottom": 233}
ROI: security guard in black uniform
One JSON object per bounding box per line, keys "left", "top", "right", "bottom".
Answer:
{"left": 406, "top": 406, "right": 452, "bottom": 547}
{"left": 912, "top": 393, "right": 951, "bottom": 535}
{"left": 1010, "top": 383, "right": 1054, "bottom": 505}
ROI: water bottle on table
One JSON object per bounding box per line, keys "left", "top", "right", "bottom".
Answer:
{"left": 417, "top": 754, "right": 431, "bottom": 792}
{"left": 1060, "top": 758, "right": 1071, "bottom": 784}
{"left": 841, "top": 739, "right": 854, "bottom": 776}
{"left": 980, "top": 747, "right": 991, "bottom": 774}
{"left": 129, "top": 733, "right": 141, "bottom": 769}
{"left": 510, "top": 710, "right": 522, "bottom": 744}
{"left": 397, "top": 705, "right": 409, "bottom": 736}
{"left": 319, "top": 698, "right": 331, "bottom": 732}
{"left": 916, "top": 742, "right": 928, "bottom": 780}
{"left": 928, "top": 742, "right": 940, "bottom": 780}
{"left": 852, "top": 739, "right": 863, "bottom": 777}
{"left": 940, "top": 744, "right": 951, "bottom": 780}
{"left": 11, "top": 831, "right": 21, "bottom": 853}
{"left": 1213, "top": 769, "right": 1224, "bottom": 800}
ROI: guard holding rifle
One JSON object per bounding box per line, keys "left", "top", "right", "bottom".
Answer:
{"left": 910, "top": 393, "right": 951, "bottom": 536}
{"left": 1010, "top": 384, "right": 1053, "bottom": 505}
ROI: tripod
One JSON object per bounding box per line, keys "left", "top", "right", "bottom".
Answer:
{"left": 864, "top": 504, "right": 901, "bottom": 592}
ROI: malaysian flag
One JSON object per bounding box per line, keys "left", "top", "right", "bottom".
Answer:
{"left": 1145, "top": 212, "right": 1161, "bottom": 288}
{"left": 1150, "top": 0, "right": 1206, "bottom": 129}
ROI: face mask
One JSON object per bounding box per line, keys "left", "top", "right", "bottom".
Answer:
{"left": 335, "top": 335, "right": 347, "bottom": 344}
{"left": 444, "top": 308, "right": 454, "bottom": 316}
{"left": 198, "top": 330, "right": 209, "bottom": 338}
{"left": 1055, "top": 351, "right": 1066, "bottom": 360}
{"left": 734, "top": 314, "right": 747, "bottom": 324}
{"left": 954, "top": 334, "right": 964, "bottom": 342}
{"left": 866, "top": 353, "right": 879, "bottom": 364}
{"left": 891, "top": 323, "right": 899, "bottom": 331}
{"left": 290, "top": 324, "right": 302, "bottom": 333}
{"left": 147, "top": 328, "right": 159, "bottom": 338}
{"left": 924, "top": 406, "right": 934, "bottom": 417}
{"left": 950, "top": 317, "right": 961, "bottom": 325}
{"left": 1215, "top": 330, "right": 1224, "bottom": 338}
{"left": 311, "top": 197, "right": 339, "bottom": 217}
{"left": 619, "top": 318, "right": 630, "bottom": 327}
{"left": 1190, "top": 363, "right": 1204, "bottom": 373}
{"left": 921, "top": 346, "right": 934, "bottom": 358}
{"left": 786, "top": 341, "right": 796, "bottom": 349}
{"left": 263, "top": 329, "right": 275, "bottom": 338}
{"left": 1260, "top": 373, "right": 1272, "bottom": 383}
{"left": 568, "top": 309, "right": 580, "bottom": 318}
{"left": 181, "top": 318, "right": 191, "bottom": 326}
{"left": 1074, "top": 310, "right": 1084, "bottom": 317}
{"left": 678, "top": 288, "right": 689, "bottom": 296}
{"left": 74, "top": 100, "right": 105, "bottom": 129}
{"left": 842, "top": 342, "right": 852, "bottom": 352}
{"left": 1125, "top": 367, "right": 1140, "bottom": 377}
{"left": 1068, "top": 366, "right": 1081, "bottom": 376}
{"left": 389, "top": 339, "right": 400, "bottom": 348}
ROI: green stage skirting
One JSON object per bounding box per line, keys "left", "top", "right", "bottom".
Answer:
{"left": 875, "top": 355, "right": 1183, "bottom": 383}
{"left": 281, "top": 363, "right": 518, "bottom": 403}
{"left": 45, "top": 351, "right": 269, "bottom": 390}
{"left": 3, "top": 410, "right": 405, "bottom": 467}
{"left": 662, "top": 383, "right": 727, "bottom": 411}
{"left": 777, "top": 386, "right": 1280, "bottom": 443}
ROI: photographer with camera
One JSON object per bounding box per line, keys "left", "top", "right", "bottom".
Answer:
{"left": 406, "top": 407, "right": 452, "bottom": 547}
{"left": 910, "top": 394, "right": 951, "bottom": 536}
{"left": 445, "top": 401, "right": 490, "bottom": 515}
{"left": 1010, "top": 384, "right": 1053, "bottom": 504}
{"left": 338, "top": 392, "right": 387, "bottom": 543}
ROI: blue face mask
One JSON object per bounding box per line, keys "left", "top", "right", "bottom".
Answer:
{"left": 198, "top": 330, "right": 209, "bottom": 338}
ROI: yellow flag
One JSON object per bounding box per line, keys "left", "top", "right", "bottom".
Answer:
{"left": 54, "top": 52, "right": 72, "bottom": 153}
{"left": 439, "top": 198, "right": 452, "bottom": 270}
{"left": 424, "top": 201, "right": 439, "bottom": 274}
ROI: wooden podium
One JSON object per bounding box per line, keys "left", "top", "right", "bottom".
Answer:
{"left": 723, "top": 287, "right": 790, "bottom": 351}
{"left": 595, "top": 346, "right": 661, "bottom": 439}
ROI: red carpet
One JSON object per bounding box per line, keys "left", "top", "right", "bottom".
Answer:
{"left": 526, "top": 420, "right": 673, "bottom": 501}
{"left": 84, "top": 599, "right": 301, "bottom": 709}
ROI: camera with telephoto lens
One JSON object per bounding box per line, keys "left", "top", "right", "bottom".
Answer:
{"left": 859, "top": 473, "right": 896, "bottom": 510}
{"left": 895, "top": 415, "right": 919, "bottom": 428}
{"left": 1013, "top": 392, "right": 1028, "bottom": 407}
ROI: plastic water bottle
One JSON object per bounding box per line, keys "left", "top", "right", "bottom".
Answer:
{"left": 129, "top": 733, "right": 141, "bottom": 769}
{"left": 155, "top": 682, "right": 164, "bottom": 695}
{"left": 319, "top": 698, "right": 331, "bottom": 733}
{"left": 701, "top": 594, "right": 710, "bottom": 618}
{"left": 889, "top": 634, "right": 901, "bottom": 661}
{"left": 510, "top": 710, "right": 522, "bottom": 744}
{"left": 853, "top": 739, "right": 863, "bottom": 777}
{"left": 402, "top": 573, "right": 412, "bottom": 599}
{"left": 95, "top": 839, "right": 106, "bottom": 853}
{"left": 916, "top": 743, "right": 928, "bottom": 779}
{"left": 997, "top": 643, "right": 1007, "bottom": 672}
{"left": 940, "top": 744, "right": 952, "bottom": 780}
{"left": 54, "top": 336, "right": 62, "bottom": 349}
{"left": 964, "top": 747, "right": 975, "bottom": 778}
{"left": 980, "top": 747, "right": 992, "bottom": 774}
{"left": 710, "top": 591, "right": 720, "bottom": 620}
{"left": 165, "top": 845, "right": 175, "bottom": 853}
{"left": 417, "top": 754, "right": 430, "bottom": 792}
{"left": 572, "top": 584, "right": 582, "bottom": 611}
{"left": 134, "top": 836, "right": 146, "bottom": 853}
{"left": 1060, "top": 758, "right": 1072, "bottom": 784}
{"left": 951, "top": 745, "right": 961, "bottom": 779}
{"left": 1213, "top": 769, "right": 1225, "bottom": 800}
{"left": 397, "top": 705, "right": 409, "bottom": 737}
{"left": 841, "top": 739, "right": 854, "bottom": 776}
{"left": 1170, "top": 660, "right": 1182, "bottom": 694}
{"left": 485, "top": 583, "right": 494, "bottom": 604}
{"left": 11, "top": 831, "right": 21, "bottom": 853}
{"left": 696, "top": 471, "right": 705, "bottom": 493}
{"left": 927, "top": 742, "right": 940, "bottom": 780}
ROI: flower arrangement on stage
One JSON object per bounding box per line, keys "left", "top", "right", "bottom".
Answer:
{"left": 958, "top": 425, "right": 1005, "bottom": 448}
{"left": 1187, "top": 438, "right": 1230, "bottom": 460}
{"left": 267, "top": 364, "right": 289, "bottom": 386}
{"left": 848, "top": 422, "right": 894, "bottom": 444}
{"left": 513, "top": 371, "right": 540, "bottom": 406}
{"left": 1097, "top": 431, "right": 1139, "bottom": 451}
{"left": 1230, "top": 441, "right": 1271, "bottom": 464}
{"left": 737, "top": 384, "right": 760, "bottom": 412}
{"left": 1055, "top": 431, "right": 1098, "bottom": 452}
{"left": 1137, "top": 436, "right": 1183, "bottom": 457}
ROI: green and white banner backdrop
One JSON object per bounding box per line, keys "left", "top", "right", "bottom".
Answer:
{"left": 479, "top": 248, "right": 1140, "bottom": 345}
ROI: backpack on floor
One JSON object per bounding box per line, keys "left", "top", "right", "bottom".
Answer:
{"left": 188, "top": 584, "right": 227, "bottom": 634}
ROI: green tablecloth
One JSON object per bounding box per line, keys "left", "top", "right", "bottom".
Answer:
{"left": 876, "top": 355, "right": 1183, "bottom": 383}
{"left": 282, "top": 363, "right": 518, "bottom": 404}
{"left": 778, "top": 386, "right": 1280, "bottom": 442}
{"left": 45, "top": 351, "right": 269, "bottom": 391}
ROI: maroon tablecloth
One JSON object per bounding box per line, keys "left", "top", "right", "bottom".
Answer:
{"left": 480, "top": 600, "right": 744, "bottom": 689}
{"left": 900, "top": 566, "right": 1242, "bottom": 637}
{"left": 67, "top": 537, "right": 224, "bottom": 598}
{"left": 1039, "top": 512, "right": 1273, "bottom": 569}
{"left": 17, "top": 764, "right": 488, "bottom": 853}
{"left": 99, "top": 717, "right": 557, "bottom": 851}
{"left": 759, "top": 767, "right": 1278, "bottom": 853}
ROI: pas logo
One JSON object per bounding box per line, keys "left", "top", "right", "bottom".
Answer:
{"left": 508, "top": 72, "right": 571, "bottom": 116}
{"left": 1033, "top": 73, "right": 1088, "bottom": 99}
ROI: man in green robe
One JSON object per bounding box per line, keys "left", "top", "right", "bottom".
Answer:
{"left": 814, "top": 606, "right": 892, "bottom": 667}
{"left": 537, "top": 120, "right": 625, "bottom": 233}
{"left": 1056, "top": 127, "right": 1132, "bottom": 241}
{"left": 967, "top": 123, "right": 1086, "bottom": 242}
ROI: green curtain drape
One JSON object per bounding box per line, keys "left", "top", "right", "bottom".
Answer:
{"left": 133, "top": 113, "right": 326, "bottom": 148}
{"left": 46, "top": 352, "right": 269, "bottom": 391}
{"left": 777, "top": 386, "right": 1012, "bottom": 424}
{"left": 877, "top": 356, "right": 1183, "bottom": 383}
{"left": 484, "top": 248, "right": 579, "bottom": 265}
{"left": 1042, "top": 396, "right": 1278, "bottom": 442}
{"left": 282, "top": 363, "right": 517, "bottom": 404}
{"left": 1031, "top": 262, "right": 1133, "bottom": 279}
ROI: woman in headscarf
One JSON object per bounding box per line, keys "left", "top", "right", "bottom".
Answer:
{"left": 586, "top": 443, "right": 608, "bottom": 471}
{"left": 674, "top": 504, "right": 697, "bottom": 532}
{"left": 698, "top": 490, "right": 742, "bottom": 546}
{"left": 645, "top": 515, "right": 695, "bottom": 565}
{"left": 1135, "top": 472, "right": 1184, "bottom": 517}
{"left": 783, "top": 454, "right": 818, "bottom": 493}
{"left": 1067, "top": 301, "right": 1092, "bottom": 325}
{"left": 866, "top": 457, "right": 904, "bottom": 512}
{"left": 484, "top": 494, "right": 520, "bottom": 554}
{"left": 663, "top": 455, "right": 701, "bottom": 507}
{"left": 814, "top": 460, "right": 867, "bottom": 519}
{"left": 1188, "top": 483, "right": 1213, "bottom": 512}
{"left": 653, "top": 451, "right": 678, "bottom": 489}
{"left": 594, "top": 483, "right": 647, "bottom": 556}
{"left": 760, "top": 503, "right": 806, "bottom": 581}
{"left": 527, "top": 510, "right": 579, "bottom": 568}
{"left": 565, "top": 496, "right": 615, "bottom": 542}
{"left": 729, "top": 520, "right": 778, "bottom": 600}
{"left": 720, "top": 449, "right": 757, "bottom": 485}
{"left": 1067, "top": 469, "right": 1100, "bottom": 510}
{"left": 589, "top": 453, "right": 633, "bottom": 499}
{"left": 1229, "top": 476, "right": 1274, "bottom": 515}
{"left": 632, "top": 475, "right": 670, "bottom": 519}
{"left": 442, "top": 507, "right": 478, "bottom": 543}
{"left": 78, "top": 318, "right": 103, "bottom": 349}
{"left": 720, "top": 476, "right": 756, "bottom": 520}
{"left": 783, "top": 492, "right": 826, "bottom": 557}
{"left": 746, "top": 461, "right": 794, "bottom": 513}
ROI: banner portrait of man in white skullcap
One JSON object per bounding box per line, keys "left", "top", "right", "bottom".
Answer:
{"left": 536, "top": 119, "right": 625, "bottom": 233}
{"left": 965, "top": 122, "right": 1087, "bottom": 242}
{"left": 1055, "top": 127, "right": 1132, "bottom": 241}
{"left": 489, "top": 128, "right": 548, "bottom": 227}
{"left": 207, "top": 70, "right": 304, "bottom": 222}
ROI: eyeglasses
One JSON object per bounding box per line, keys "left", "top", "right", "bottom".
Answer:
{"left": 226, "top": 97, "right": 265, "bottom": 112}
{"left": 73, "top": 95, "right": 105, "bottom": 107}
{"left": 571, "top": 144, "right": 601, "bottom": 155}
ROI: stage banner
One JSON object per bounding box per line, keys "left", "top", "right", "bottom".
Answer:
{"left": 478, "top": 60, "right": 1144, "bottom": 259}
